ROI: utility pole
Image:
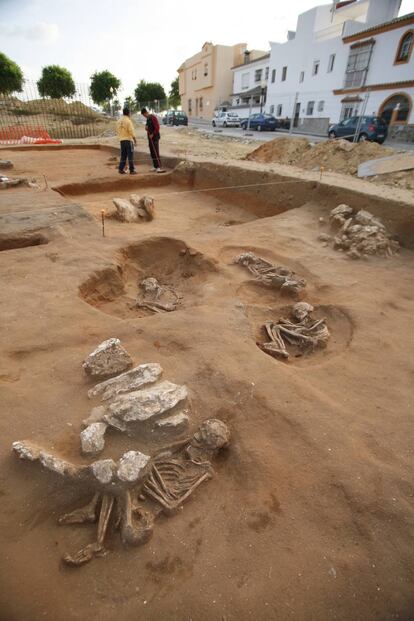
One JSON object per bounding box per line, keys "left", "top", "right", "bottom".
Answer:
{"left": 246, "top": 95, "right": 253, "bottom": 134}
{"left": 289, "top": 92, "right": 299, "bottom": 135}
{"left": 353, "top": 90, "right": 370, "bottom": 142}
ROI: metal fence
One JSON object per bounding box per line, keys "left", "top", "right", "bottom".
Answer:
{"left": 0, "top": 79, "right": 116, "bottom": 144}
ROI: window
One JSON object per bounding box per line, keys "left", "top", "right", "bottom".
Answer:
{"left": 341, "top": 105, "right": 359, "bottom": 120}
{"left": 236, "top": 98, "right": 240, "bottom": 105}
{"left": 306, "top": 101, "right": 315, "bottom": 115}
{"left": 199, "top": 97, "right": 203, "bottom": 111}
{"left": 253, "top": 95, "right": 260, "bottom": 104}
{"left": 188, "top": 99, "right": 192, "bottom": 113}
{"left": 265, "top": 67, "right": 269, "bottom": 80}
{"left": 282, "top": 66, "right": 287, "bottom": 81}
{"left": 241, "top": 96, "right": 250, "bottom": 104}
{"left": 204, "top": 62, "right": 208, "bottom": 76}
{"left": 271, "top": 69, "right": 276, "bottom": 83}
{"left": 270, "top": 104, "right": 275, "bottom": 114}
{"left": 395, "top": 31, "right": 414, "bottom": 63}
{"left": 312, "top": 60, "right": 320, "bottom": 76}
{"left": 276, "top": 104, "right": 282, "bottom": 116}
{"left": 241, "top": 73, "right": 249, "bottom": 89}
{"left": 299, "top": 71, "right": 304, "bottom": 83}
{"left": 328, "top": 53, "right": 335, "bottom": 72}
{"left": 318, "top": 100, "right": 325, "bottom": 112}
{"left": 344, "top": 44, "right": 373, "bottom": 88}
{"left": 255, "top": 69, "right": 263, "bottom": 82}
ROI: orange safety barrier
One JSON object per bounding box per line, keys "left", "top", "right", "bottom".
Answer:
{"left": 0, "top": 125, "right": 62, "bottom": 144}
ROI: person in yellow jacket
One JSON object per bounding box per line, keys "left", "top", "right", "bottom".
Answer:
{"left": 117, "top": 108, "right": 137, "bottom": 175}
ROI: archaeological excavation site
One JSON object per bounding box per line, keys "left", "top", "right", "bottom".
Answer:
{"left": 1, "top": 142, "right": 414, "bottom": 621}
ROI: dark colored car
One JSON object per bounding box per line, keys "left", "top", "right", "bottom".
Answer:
{"left": 328, "top": 115, "right": 388, "bottom": 144}
{"left": 241, "top": 113, "right": 279, "bottom": 131}
{"left": 162, "top": 110, "right": 188, "bottom": 126}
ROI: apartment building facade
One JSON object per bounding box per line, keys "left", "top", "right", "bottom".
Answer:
{"left": 178, "top": 42, "right": 247, "bottom": 120}
{"left": 265, "top": 0, "right": 414, "bottom": 137}
{"left": 230, "top": 51, "right": 270, "bottom": 117}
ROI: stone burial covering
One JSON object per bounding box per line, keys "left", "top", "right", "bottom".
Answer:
{"left": 112, "top": 194, "right": 155, "bottom": 222}
{"left": 319, "top": 204, "right": 400, "bottom": 259}
{"left": 12, "top": 338, "right": 231, "bottom": 566}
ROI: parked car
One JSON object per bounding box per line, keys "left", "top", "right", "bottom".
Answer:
{"left": 212, "top": 112, "right": 241, "bottom": 127}
{"left": 328, "top": 116, "right": 388, "bottom": 144}
{"left": 163, "top": 110, "right": 188, "bottom": 126}
{"left": 240, "top": 113, "right": 279, "bottom": 131}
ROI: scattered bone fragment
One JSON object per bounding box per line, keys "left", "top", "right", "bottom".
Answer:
{"left": 80, "top": 422, "right": 107, "bottom": 455}
{"left": 88, "top": 363, "right": 163, "bottom": 401}
{"left": 325, "top": 204, "right": 399, "bottom": 258}
{"left": 82, "top": 338, "right": 133, "bottom": 378}
{"left": 112, "top": 194, "right": 155, "bottom": 222}
{"left": 12, "top": 418, "right": 229, "bottom": 566}
{"left": 135, "top": 277, "right": 180, "bottom": 313}
{"left": 0, "top": 160, "right": 13, "bottom": 170}
{"left": 259, "top": 302, "right": 330, "bottom": 360}
{"left": 0, "top": 176, "right": 31, "bottom": 190}
{"left": 235, "top": 252, "right": 306, "bottom": 296}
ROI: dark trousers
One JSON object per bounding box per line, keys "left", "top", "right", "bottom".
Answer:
{"left": 148, "top": 135, "right": 161, "bottom": 168}
{"left": 119, "top": 140, "right": 135, "bottom": 172}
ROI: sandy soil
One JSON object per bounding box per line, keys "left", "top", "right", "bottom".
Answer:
{"left": 0, "top": 146, "right": 414, "bottom": 621}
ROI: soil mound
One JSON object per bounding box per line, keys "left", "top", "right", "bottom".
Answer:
{"left": 298, "top": 139, "right": 395, "bottom": 175}
{"left": 245, "top": 136, "right": 310, "bottom": 165}
{"left": 245, "top": 136, "right": 395, "bottom": 175}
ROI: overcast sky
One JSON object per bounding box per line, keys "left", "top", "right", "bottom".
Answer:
{"left": 1, "top": 0, "right": 413, "bottom": 102}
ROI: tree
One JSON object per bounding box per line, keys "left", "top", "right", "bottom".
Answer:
{"left": 37, "top": 65, "right": 76, "bottom": 99}
{"left": 0, "top": 52, "right": 24, "bottom": 94}
{"left": 168, "top": 76, "right": 180, "bottom": 108}
{"left": 90, "top": 70, "right": 121, "bottom": 106}
{"left": 134, "top": 80, "right": 166, "bottom": 108}
{"left": 124, "top": 96, "right": 136, "bottom": 112}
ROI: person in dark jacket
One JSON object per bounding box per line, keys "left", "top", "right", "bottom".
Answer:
{"left": 141, "top": 107, "right": 163, "bottom": 172}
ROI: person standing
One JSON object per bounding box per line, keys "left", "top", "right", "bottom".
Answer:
{"left": 117, "top": 108, "right": 137, "bottom": 175}
{"left": 141, "top": 107, "right": 163, "bottom": 172}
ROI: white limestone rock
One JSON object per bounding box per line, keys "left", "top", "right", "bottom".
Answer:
{"left": 88, "top": 363, "right": 163, "bottom": 401}
{"left": 80, "top": 422, "right": 107, "bottom": 455}
{"left": 83, "top": 338, "right": 133, "bottom": 379}
{"left": 12, "top": 440, "right": 41, "bottom": 461}
{"left": 117, "top": 450, "right": 150, "bottom": 482}
{"left": 113, "top": 198, "right": 138, "bottom": 223}
{"left": 154, "top": 411, "right": 190, "bottom": 432}
{"left": 90, "top": 459, "right": 117, "bottom": 484}
{"left": 106, "top": 381, "right": 188, "bottom": 425}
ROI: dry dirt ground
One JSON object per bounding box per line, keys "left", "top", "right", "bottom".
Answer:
{"left": 0, "top": 145, "right": 414, "bottom": 621}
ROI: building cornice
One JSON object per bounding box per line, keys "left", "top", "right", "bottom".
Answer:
{"left": 343, "top": 13, "right": 414, "bottom": 43}
{"left": 231, "top": 53, "right": 270, "bottom": 70}
{"left": 333, "top": 80, "right": 414, "bottom": 95}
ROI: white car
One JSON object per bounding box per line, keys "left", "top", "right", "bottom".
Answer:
{"left": 212, "top": 112, "right": 241, "bottom": 128}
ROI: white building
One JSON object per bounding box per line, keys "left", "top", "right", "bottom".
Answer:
{"left": 230, "top": 51, "right": 270, "bottom": 118}
{"left": 266, "top": 0, "right": 414, "bottom": 138}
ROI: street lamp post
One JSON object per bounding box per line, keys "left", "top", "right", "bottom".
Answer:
{"left": 260, "top": 79, "right": 267, "bottom": 114}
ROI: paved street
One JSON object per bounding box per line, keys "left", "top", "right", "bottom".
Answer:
{"left": 188, "top": 117, "right": 414, "bottom": 151}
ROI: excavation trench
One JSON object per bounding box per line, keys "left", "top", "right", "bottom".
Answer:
{"left": 79, "top": 237, "right": 219, "bottom": 319}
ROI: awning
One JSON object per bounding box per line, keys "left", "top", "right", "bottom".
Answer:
{"left": 341, "top": 96, "right": 363, "bottom": 102}
{"left": 231, "top": 85, "right": 266, "bottom": 97}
